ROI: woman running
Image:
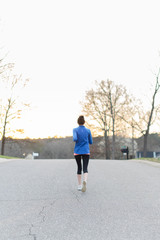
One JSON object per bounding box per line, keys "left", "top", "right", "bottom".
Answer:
{"left": 73, "top": 115, "right": 93, "bottom": 192}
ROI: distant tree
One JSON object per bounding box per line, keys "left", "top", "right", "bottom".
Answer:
{"left": 0, "top": 66, "right": 29, "bottom": 155}
{"left": 81, "top": 79, "right": 132, "bottom": 159}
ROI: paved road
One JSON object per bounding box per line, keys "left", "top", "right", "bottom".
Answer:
{"left": 0, "top": 159, "right": 160, "bottom": 240}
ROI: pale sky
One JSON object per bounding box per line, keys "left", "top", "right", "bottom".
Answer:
{"left": 0, "top": 0, "right": 160, "bottom": 138}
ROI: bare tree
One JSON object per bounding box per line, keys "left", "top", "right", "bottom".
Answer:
{"left": 81, "top": 79, "right": 132, "bottom": 159}
{"left": 0, "top": 67, "right": 29, "bottom": 155}
{"left": 141, "top": 69, "right": 160, "bottom": 157}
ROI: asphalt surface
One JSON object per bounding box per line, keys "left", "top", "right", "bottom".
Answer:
{"left": 0, "top": 159, "right": 160, "bottom": 240}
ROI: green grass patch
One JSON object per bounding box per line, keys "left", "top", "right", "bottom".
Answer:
{"left": 135, "top": 158, "right": 160, "bottom": 163}
{"left": 0, "top": 155, "right": 20, "bottom": 159}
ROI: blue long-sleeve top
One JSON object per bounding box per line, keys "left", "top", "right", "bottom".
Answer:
{"left": 73, "top": 125, "right": 93, "bottom": 154}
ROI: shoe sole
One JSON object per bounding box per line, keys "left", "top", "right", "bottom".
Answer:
{"left": 82, "top": 181, "right": 86, "bottom": 192}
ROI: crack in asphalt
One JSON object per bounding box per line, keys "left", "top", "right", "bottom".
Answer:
{"left": 29, "top": 224, "right": 37, "bottom": 240}
{"left": 71, "top": 190, "right": 81, "bottom": 203}
{"left": 38, "top": 205, "right": 47, "bottom": 223}
{"left": 28, "top": 199, "right": 57, "bottom": 240}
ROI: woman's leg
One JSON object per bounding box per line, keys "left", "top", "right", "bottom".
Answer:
{"left": 75, "top": 155, "right": 82, "bottom": 185}
{"left": 77, "top": 174, "right": 82, "bottom": 185}
{"left": 82, "top": 155, "right": 89, "bottom": 192}
{"left": 82, "top": 155, "right": 89, "bottom": 182}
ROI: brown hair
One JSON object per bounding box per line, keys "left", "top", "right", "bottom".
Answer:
{"left": 77, "top": 115, "right": 85, "bottom": 125}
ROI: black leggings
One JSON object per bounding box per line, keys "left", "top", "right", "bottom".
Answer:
{"left": 75, "top": 154, "right": 90, "bottom": 174}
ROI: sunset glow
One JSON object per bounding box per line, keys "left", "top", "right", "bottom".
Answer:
{"left": 1, "top": 0, "right": 160, "bottom": 139}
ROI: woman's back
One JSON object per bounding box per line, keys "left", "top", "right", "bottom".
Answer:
{"left": 73, "top": 125, "right": 92, "bottom": 154}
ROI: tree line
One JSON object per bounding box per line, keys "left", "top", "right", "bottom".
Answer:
{"left": 1, "top": 134, "right": 160, "bottom": 159}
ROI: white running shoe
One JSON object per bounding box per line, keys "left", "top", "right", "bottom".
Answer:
{"left": 82, "top": 181, "right": 87, "bottom": 192}
{"left": 77, "top": 185, "right": 82, "bottom": 191}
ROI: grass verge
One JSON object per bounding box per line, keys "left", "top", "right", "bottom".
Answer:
{"left": 0, "top": 155, "right": 20, "bottom": 159}
{"left": 134, "top": 158, "right": 160, "bottom": 163}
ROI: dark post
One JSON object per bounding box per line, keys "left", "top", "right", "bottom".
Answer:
{"left": 121, "top": 146, "right": 129, "bottom": 160}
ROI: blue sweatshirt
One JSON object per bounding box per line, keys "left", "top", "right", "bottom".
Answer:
{"left": 73, "top": 125, "right": 93, "bottom": 154}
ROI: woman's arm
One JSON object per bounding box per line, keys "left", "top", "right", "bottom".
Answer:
{"left": 73, "top": 128, "right": 78, "bottom": 142}
{"left": 88, "top": 130, "right": 93, "bottom": 144}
